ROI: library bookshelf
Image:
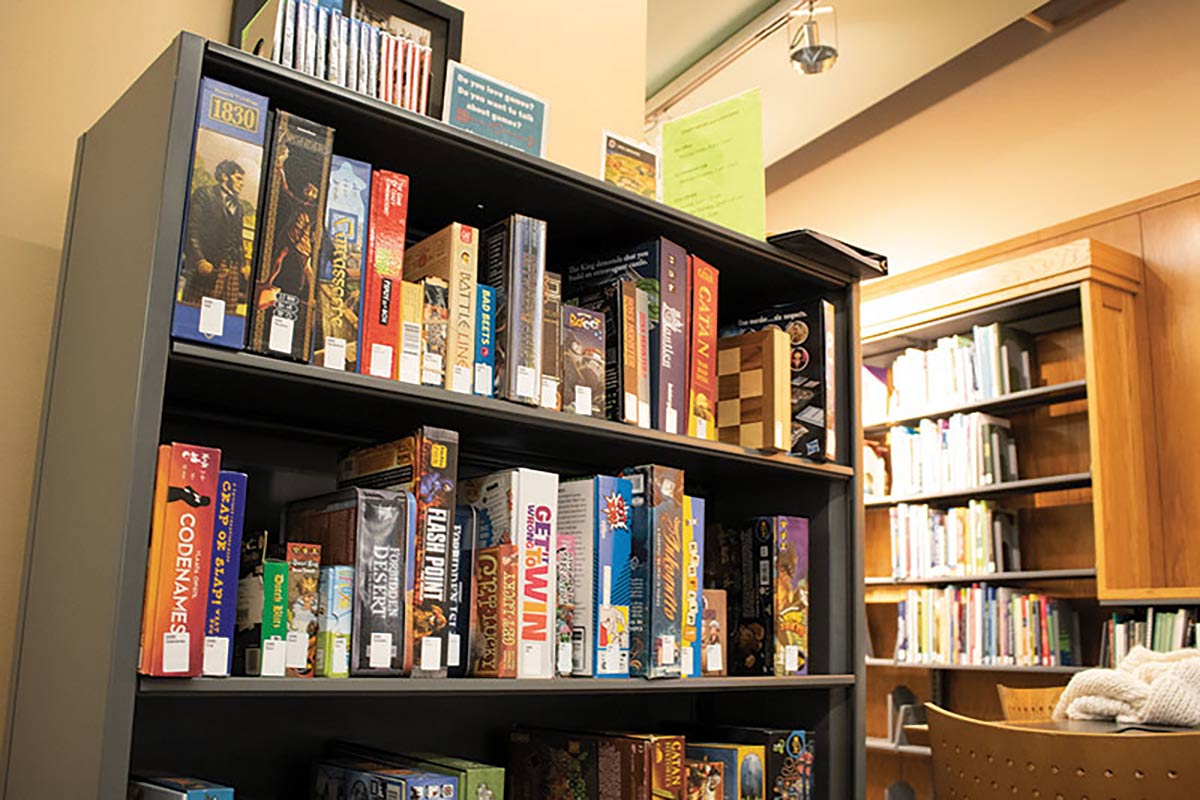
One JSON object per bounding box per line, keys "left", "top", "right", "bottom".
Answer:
{"left": 3, "top": 34, "right": 869, "bottom": 799}
{"left": 857, "top": 238, "right": 1161, "bottom": 798}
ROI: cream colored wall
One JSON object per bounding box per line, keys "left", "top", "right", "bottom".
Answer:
{"left": 0, "top": 0, "right": 645, "bottom": 735}
{"left": 766, "top": 0, "right": 1200, "bottom": 274}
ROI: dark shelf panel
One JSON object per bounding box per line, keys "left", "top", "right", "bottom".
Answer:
{"left": 167, "top": 342, "right": 853, "bottom": 487}
{"left": 139, "top": 674, "right": 857, "bottom": 696}
{"left": 862, "top": 380, "right": 1087, "bottom": 435}
{"left": 865, "top": 657, "right": 1086, "bottom": 674}
{"left": 865, "top": 472, "right": 1091, "bottom": 507}
{"left": 865, "top": 736, "right": 931, "bottom": 758}
{"left": 865, "top": 568, "right": 1097, "bottom": 587}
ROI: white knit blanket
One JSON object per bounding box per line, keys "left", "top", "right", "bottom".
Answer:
{"left": 1052, "top": 646, "right": 1200, "bottom": 726}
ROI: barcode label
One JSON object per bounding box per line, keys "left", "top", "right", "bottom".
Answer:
{"left": 399, "top": 352, "right": 420, "bottom": 384}
{"left": 323, "top": 336, "right": 346, "bottom": 370}
{"left": 516, "top": 365, "right": 537, "bottom": 401}
{"left": 785, "top": 645, "right": 800, "bottom": 673}
{"left": 332, "top": 637, "right": 349, "bottom": 674}
{"left": 475, "top": 362, "right": 493, "bottom": 396}
{"left": 447, "top": 633, "right": 461, "bottom": 668}
{"left": 401, "top": 322, "right": 421, "bottom": 354}
{"left": 574, "top": 385, "right": 591, "bottom": 416}
{"left": 557, "top": 641, "right": 573, "bottom": 674}
{"left": 705, "top": 643, "right": 723, "bottom": 672}
{"left": 624, "top": 391, "right": 638, "bottom": 423}
{"left": 369, "top": 343, "right": 393, "bottom": 378}
{"left": 261, "top": 638, "right": 287, "bottom": 676}
{"left": 285, "top": 631, "right": 307, "bottom": 669}
{"left": 202, "top": 636, "right": 229, "bottom": 676}
{"left": 420, "top": 635, "right": 442, "bottom": 671}
{"left": 369, "top": 632, "right": 392, "bottom": 669}
{"left": 268, "top": 316, "right": 294, "bottom": 354}
{"left": 198, "top": 297, "right": 225, "bottom": 338}
{"left": 638, "top": 400, "right": 651, "bottom": 429}
{"left": 659, "top": 635, "right": 676, "bottom": 666}
{"left": 162, "top": 632, "right": 189, "bottom": 674}
{"left": 540, "top": 378, "right": 558, "bottom": 409}
{"left": 697, "top": 417, "right": 708, "bottom": 439}
{"left": 666, "top": 406, "right": 678, "bottom": 434}
{"left": 452, "top": 365, "right": 472, "bottom": 394}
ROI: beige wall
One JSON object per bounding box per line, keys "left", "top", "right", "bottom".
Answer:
{"left": 766, "top": 0, "right": 1200, "bottom": 274}
{"left": 0, "top": 0, "right": 644, "bottom": 734}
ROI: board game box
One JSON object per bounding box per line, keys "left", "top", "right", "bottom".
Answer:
{"left": 331, "top": 743, "right": 504, "bottom": 800}
{"left": 323, "top": 760, "right": 458, "bottom": 800}
{"left": 701, "top": 588, "right": 728, "bottom": 677}
{"left": 572, "top": 280, "right": 638, "bottom": 424}
{"left": 260, "top": 557, "right": 289, "bottom": 676}
{"left": 717, "top": 328, "right": 791, "bottom": 452}
{"left": 564, "top": 238, "right": 689, "bottom": 434}
{"left": 541, "top": 271, "right": 563, "bottom": 410}
{"left": 706, "top": 522, "right": 770, "bottom": 676}
{"left": 284, "top": 541, "right": 321, "bottom": 677}
{"left": 404, "top": 222, "right": 478, "bottom": 393}
{"left": 202, "top": 469, "right": 246, "bottom": 677}
{"left": 313, "top": 154, "right": 370, "bottom": 371}
{"left": 481, "top": 214, "right": 546, "bottom": 405}
{"left": 687, "top": 255, "right": 719, "bottom": 440}
{"left": 128, "top": 777, "right": 234, "bottom": 800}
{"left": 233, "top": 529, "right": 269, "bottom": 676}
{"left": 721, "top": 300, "right": 837, "bottom": 461}
{"left": 315, "top": 564, "right": 353, "bottom": 678}
{"left": 337, "top": 427, "right": 460, "bottom": 676}
{"left": 447, "top": 504, "right": 477, "bottom": 676}
{"left": 139, "top": 443, "right": 221, "bottom": 677}
{"left": 684, "top": 743, "right": 766, "bottom": 800}
{"left": 420, "top": 276, "right": 449, "bottom": 387}
{"left": 772, "top": 516, "right": 809, "bottom": 677}
{"left": 508, "top": 729, "right": 600, "bottom": 799}
{"left": 616, "top": 733, "right": 685, "bottom": 798}
{"left": 283, "top": 487, "right": 416, "bottom": 675}
{"left": 681, "top": 495, "right": 705, "bottom": 678}
{"left": 475, "top": 283, "right": 496, "bottom": 396}
{"left": 249, "top": 109, "right": 334, "bottom": 362}
{"left": 634, "top": 285, "right": 652, "bottom": 428}
{"left": 462, "top": 468, "right": 559, "bottom": 678}
{"left": 358, "top": 169, "right": 409, "bottom": 379}
{"left": 561, "top": 304, "right": 606, "bottom": 417}
{"left": 623, "top": 464, "right": 684, "bottom": 679}
{"left": 173, "top": 78, "right": 269, "bottom": 350}
{"left": 557, "top": 475, "right": 633, "bottom": 677}
{"left": 677, "top": 725, "right": 815, "bottom": 800}
{"left": 470, "top": 542, "right": 519, "bottom": 677}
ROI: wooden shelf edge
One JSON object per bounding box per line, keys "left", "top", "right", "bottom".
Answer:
{"left": 865, "top": 736, "right": 932, "bottom": 757}
{"left": 865, "top": 472, "right": 1092, "bottom": 507}
{"left": 865, "top": 657, "right": 1086, "bottom": 674}
{"left": 862, "top": 380, "right": 1088, "bottom": 434}
{"left": 865, "top": 568, "right": 1097, "bottom": 587}
{"left": 138, "top": 674, "right": 858, "bottom": 696}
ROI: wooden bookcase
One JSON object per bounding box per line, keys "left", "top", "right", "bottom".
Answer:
{"left": 3, "top": 34, "right": 868, "bottom": 799}
{"left": 856, "top": 238, "right": 1160, "bottom": 799}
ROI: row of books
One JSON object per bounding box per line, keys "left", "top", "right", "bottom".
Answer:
{"left": 888, "top": 501, "right": 1020, "bottom": 579}
{"left": 894, "top": 586, "right": 1081, "bottom": 668}
{"left": 245, "top": 0, "right": 435, "bottom": 115}
{"left": 863, "top": 323, "right": 1036, "bottom": 422}
{"left": 886, "top": 412, "right": 1019, "bottom": 497}
{"left": 130, "top": 721, "right": 817, "bottom": 799}
{"left": 171, "top": 77, "right": 837, "bottom": 458}
{"left": 138, "top": 431, "right": 811, "bottom": 681}
{"left": 1101, "top": 607, "right": 1200, "bottom": 667}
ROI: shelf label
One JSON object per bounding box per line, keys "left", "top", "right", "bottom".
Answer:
{"left": 198, "top": 297, "right": 225, "bottom": 338}
{"left": 369, "top": 632, "right": 393, "bottom": 669}
{"left": 162, "top": 632, "right": 190, "bottom": 674}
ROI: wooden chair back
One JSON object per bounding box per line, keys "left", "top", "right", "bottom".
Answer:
{"left": 996, "top": 683, "right": 1066, "bottom": 722}
{"left": 927, "top": 702, "right": 1200, "bottom": 798}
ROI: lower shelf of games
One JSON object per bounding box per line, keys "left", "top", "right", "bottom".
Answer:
{"left": 138, "top": 673, "right": 856, "bottom": 695}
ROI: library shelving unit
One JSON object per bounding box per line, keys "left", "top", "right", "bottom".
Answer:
{"left": 3, "top": 33, "right": 872, "bottom": 799}
{"left": 855, "top": 238, "right": 1161, "bottom": 799}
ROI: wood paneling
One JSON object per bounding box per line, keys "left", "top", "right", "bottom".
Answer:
{"left": 1138, "top": 195, "right": 1200, "bottom": 589}
{"left": 867, "top": 749, "right": 933, "bottom": 800}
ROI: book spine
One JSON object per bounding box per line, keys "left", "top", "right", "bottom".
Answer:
{"left": 282, "top": 0, "right": 295, "bottom": 68}
{"left": 687, "top": 256, "right": 718, "bottom": 440}
{"left": 328, "top": 9, "right": 341, "bottom": 82}
{"left": 517, "top": 469, "right": 558, "bottom": 678}
{"left": 657, "top": 240, "right": 689, "bottom": 434}
{"left": 419, "top": 45, "right": 432, "bottom": 114}
{"left": 619, "top": 282, "right": 639, "bottom": 423}
{"left": 272, "top": 0, "right": 285, "bottom": 62}
{"left": 315, "top": 155, "right": 371, "bottom": 371}
{"left": 260, "top": 559, "right": 289, "bottom": 676}
{"left": 540, "top": 272, "right": 563, "bottom": 410}
{"left": 681, "top": 496, "right": 705, "bottom": 678}
{"left": 411, "top": 427, "right": 460, "bottom": 677}
{"left": 821, "top": 298, "right": 837, "bottom": 460}
{"left": 337, "top": 16, "right": 349, "bottom": 86}
{"left": 447, "top": 506, "right": 476, "bottom": 676}
{"left": 470, "top": 543, "right": 519, "bottom": 677}
{"left": 367, "top": 26, "right": 379, "bottom": 99}
{"left": 419, "top": 277, "right": 449, "bottom": 387}
{"left": 316, "top": 7, "right": 327, "bottom": 79}
{"left": 357, "top": 21, "right": 370, "bottom": 94}
{"left": 474, "top": 284, "right": 496, "bottom": 397}
{"left": 202, "top": 470, "right": 247, "bottom": 677}
{"left": 294, "top": 0, "right": 307, "bottom": 72}
{"left": 346, "top": 18, "right": 359, "bottom": 90}
{"left": 449, "top": 225, "right": 478, "bottom": 394}
{"left": 595, "top": 475, "right": 633, "bottom": 677}
{"left": 172, "top": 79, "right": 269, "bottom": 349}
{"left": 635, "top": 286, "right": 651, "bottom": 428}
{"left": 284, "top": 541, "right": 322, "bottom": 677}
{"left": 315, "top": 565, "right": 353, "bottom": 678}
{"left": 361, "top": 170, "right": 409, "bottom": 379}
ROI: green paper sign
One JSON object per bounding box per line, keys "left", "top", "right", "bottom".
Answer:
{"left": 662, "top": 89, "right": 766, "bottom": 240}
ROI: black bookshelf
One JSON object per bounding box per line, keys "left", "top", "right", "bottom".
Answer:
{"left": 865, "top": 568, "right": 1096, "bottom": 586}
{"left": 864, "top": 472, "right": 1092, "bottom": 507}
{"left": 862, "top": 379, "right": 1087, "bottom": 436}
{"left": 5, "top": 33, "right": 867, "bottom": 800}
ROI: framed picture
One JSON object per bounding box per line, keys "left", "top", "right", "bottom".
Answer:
{"left": 231, "top": 0, "right": 463, "bottom": 119}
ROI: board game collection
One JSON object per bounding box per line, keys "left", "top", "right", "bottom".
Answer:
{"left": 171, "top": 77, "right": 838, "bottom": 460}
{"left": 130, "top": 722, "right": 816, "bottom": 799}
{"left": 139, "top": 433, "right": 810, "bottom": 683}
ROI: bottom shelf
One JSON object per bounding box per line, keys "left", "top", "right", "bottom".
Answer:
{"left": 865, "top": 736, "right": 931, "bottom": 758}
